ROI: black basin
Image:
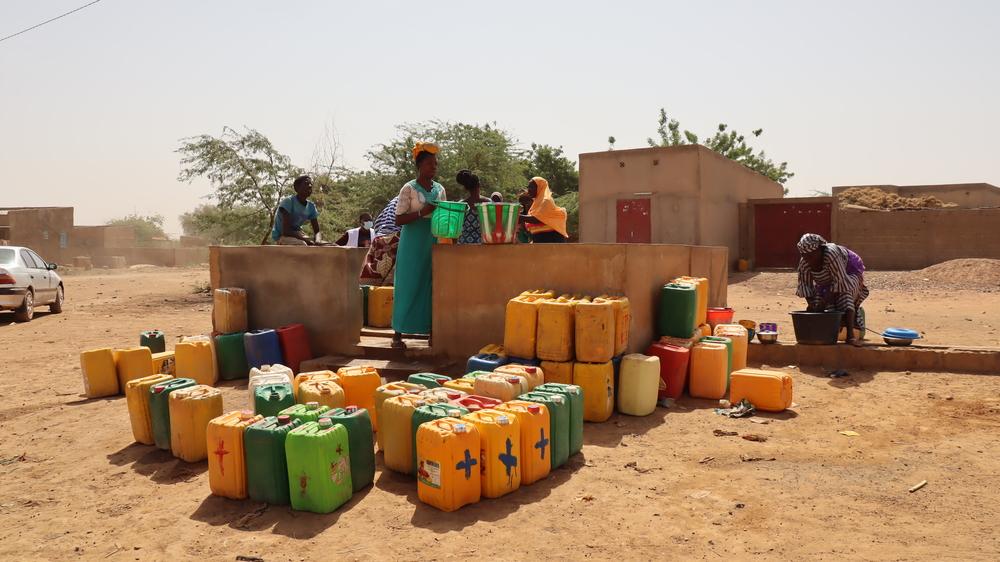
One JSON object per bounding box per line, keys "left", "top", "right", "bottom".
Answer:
{"left": 790, "top": 311, "right": 843, "bottom": 345}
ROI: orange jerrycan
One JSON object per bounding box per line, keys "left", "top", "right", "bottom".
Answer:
{"left": 495, "top": 364, "right": 544, "bottom": 390}
{"left": 374, "top": 381, "right": 426, "bottom": 448}
{"left": 114, "top": 347, "right": 154, "bottom": 390}
{"left": 336, "top": 366, "right": 382, "bottom": 428}
{"left": 168, "top": 385, "right": 224, "bottom": 462}
{"left": 596, "top": 296, "right": 631, "bottom": 357}
{"left": 714, "top": 324, "right": 749, "bottom": 373}
{"left": 298, "top": 379, "right": 346, "bottom": 410}
{"left": 674, "top": 276, "right": 709, "bottom": 328}
{"left": 536, "top": 297, "right": 575, "bottom": 362}
{"left": 207, "top": 410, "right": 262, "bottom": 499}
{"left": 504, "top": 294, "right": 543, "bottom": 359}
{"left": 496, "top": 401, "right": 551, "bottom": 485}
{"left": 416, "top": 417, "right": 481, "bottom": 512}
{"left": 729, "top": 369, "right": 793, "bottom": 412}
{"left": 292, "top": 370, "right": 338, "bottom": 400}
{"left": 574, "top": 298, "right": 615, "bottom": 364}
{"left": 175, "top": 339, "right": 217, "bottom": 387}
{"left": 367, "top": 286, "right": 394, "bottom": 328}
{"left": 381, "top": 394, "right": 427, "bottom": 473}
{"left": 473, "top": 373, "right": 527, "bottom": 402}
{"left": 462, "top": 409, "right": 521, "bottom": 498}
{"left": 573, "top": 361, "right": 614, "bottom": 422}
{"left": 540, "top": 361, "right": 574, "bottom": 385}
{"left": 125, "top": 374, "right": 173, "bottom": 444}
{"left": 80, "top": 348, "right": 119, "bottom": 398}
{"left": 443, "top": 378, "right": 476, "bottom": 395}
{"left": 689, "top": 342, "right": 728, "bottom": 399}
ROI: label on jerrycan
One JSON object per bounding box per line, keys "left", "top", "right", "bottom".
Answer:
{"left": 417, "top": 459, "right": 441, "bottom": 489}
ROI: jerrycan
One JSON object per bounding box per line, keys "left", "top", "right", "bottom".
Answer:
{"left": 673, "top": 276, "right": 709, "bottom": 328}
{"left": 212, "top": 287, "right": 247, "bottom": 333}
{"left": 504, "top": 294, "right": 545, "bottom": 359}
{"left": 596, "top": 295, "right": 631, "bottom": 357}
{"left": 474, "top": 373, "right": 527, "bottom": 402}
{"left": 657, "top": 283, "right": 698, "bottom": 339}
{"left": 292, "top": 370, "right": 338, "bottom": 400}
{"left": 214, "top": 332, "right": 249, "bottom": 380}
{"left": 248, "top": 364, "right": 293, "bottom": 394}
{"left": 495, "top": 364, "right": 544, "bottom": 390}
{"left": 714, "top": 324, "right": 749, "bottom": 373}
{"left": 285, "top": 419, "right": 353, "bottom": 514}
{"left": 451, "top": 394, "right": 502, "bottom": 413}
{"left": 407, "top": 372, "right": 451, "bottom": 389}
{"left": 80, "top": 348, "right": 119, "bottom": 398}
{"left": 151, "top": 351, "right": 176, "bottom": 377}
{"left": 540, "top": 361, "right": 574, "bottom": 385}
{"left": 442, "top": 378, "right": 476, "bottom": 395}
{"left": 245, "top": 415, "right": 301, "bottom": 505}
{"left": 536, "top": 297, "right": 576, "bottom": 362}
{"left": 701, "top": 336, "right": 733, "bottom": 386}
{"left": 461, "top": 371, "right": 490, "bottom": 380}
{"left": 381, "top": 394, "right": 427, "bottom": 474}
{"left": 174, "top": 339, "right": 217, "bottom": 387}
{"left": 181, "top": 334, "right": 221, "bottom": 384}
{"left": 279, "top": 401, "right": 330, "bottom": 424}
{"left": 496, "top": 401, "right": 551, "bottom": 485}
{"left": 420, "top": 388, "right": 466, "bottom": 403}
{"left": 254, "top": 383, "right": 295, "bottom": 417}
{"left": 411, "top": 403, "right": 470, "bottom": 474}
{"left": 574, "top": 298, "right": 615, "bottom": 364}
{"left": 207, "top": 410, "right": 262, "bottom": 499}
{"left": 646, "top": 342, "right": 691, "bottom": 400}
{"left": 689, "top": 342, "right": 729, "bottom": 399}
{"left": 518, "top": 391, "right": 569, "bottom": 469}
{"left": 729, "top": 369, "right": 793, "bottom": 412}
{"left": 336, "top": 366, "right": 382, "bottom": 429}
{"left": 149, "top": 377, "right": 196, "bottom": 450}
{"left": 617, "top": 354, "right": 660, "bottom": 416}
{"left": 140, "top": 329, "right": 166, "bottom": 354}
{"left": 319, "top": 406, "right": 376, "bottom": 492}
{"left": 416, "top": 417, "right": 482, "bottom": 512}
{"left": 114, "top": 347, "right": 154, "bottom": 390}
{"left": 298, "top": 379, "right": 346, "bottom": 410}
{"left": 573, "top": 362, "right": 614, "bottom": 423}
{"left": 367, "top": 286, "right": 394, "bottom": 328}
{"left": 168, "top": 385, "right": 223, "bottom": 462}
{"left": 125, "top": 374, "right": 173, "bottom": 444}
{"left": 466, "top": 353, "right": 508, "bottom": 374}
{"left": 462, "top": 409, "right": 521, "bottom": 499}
{"left": 535, "top": 383, "right": 584, "bottom": 456}
{"left": 479, "top": 343, "right": 508, "bottom": 357}
{"left": 374, "top": 381, "right": 426, "bottom": 446}
{"left": 276, "top": 323, "right": 312, "bottom": 374}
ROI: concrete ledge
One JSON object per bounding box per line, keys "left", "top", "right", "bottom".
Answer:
{"left": 748, "top": 341, "right": 1000, "bottom": 374}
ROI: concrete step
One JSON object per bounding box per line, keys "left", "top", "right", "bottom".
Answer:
{"left": 360, "top": 327, "right": 429, "bottom": 340}
{"left": 747, "top": 340, "right": 1000, "bottom": 374}
{"left": 357, "top": 335, "right": 435, "bottom": 362}
{"left": 299, "top": 355, "right": 444, "bottom": 381}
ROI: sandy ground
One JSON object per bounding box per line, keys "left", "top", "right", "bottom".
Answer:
{"left": 1, "top": 268, "right": 999, "bottom": 561}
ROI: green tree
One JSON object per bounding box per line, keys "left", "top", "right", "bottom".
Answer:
{"left": 177, "top": 127, "right": 302, "bottom": 245}
{"left": 523, "top": 143, "right": 579, "bottom": 195}
{"left": 179, "top": 204, "right": 263, "bottom": 245}
{"left": 647, "top": 108, "right": 794, "bottom": 191}
{"left": 106, "top": 214, "right": 166, "bottom": 244}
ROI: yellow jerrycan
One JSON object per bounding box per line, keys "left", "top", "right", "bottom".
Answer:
{"left": 462, "top": 409, "right": 521, "bottom": 499}
{"left": 573, "top": 361, "right": 614, "bottom": 422}
{"left": 496, "top": 401, "right": 551, "bottom": 485}
{"left": 80, "top": 348, "right": 119, "bottom": 398}
{"left": 689, "top": 342, "right": 728, "bottom": 399}
{"left": 374, "top": 381, "right": 426, "bottom": 448}
{"left": 536, "top": 297, "right": 575, "bottom": 362}
{"left": 298, "top": 379, "right": 346, "bottom": 410}
{"left": 174, "top": 339, "right": 217, "bottom": 387}
{"left": 381, "top": 394, "right": 427, "bottom": 474}
{"left": 729, "top": 369, "right": 793, "bottom": 412}
{"left": 125, "top": 374, "right": 173, "bottom": 444}
{"left": 168, "top": 385, "right": 224, "bottom": 462}
{"left": 442, "top": 378, "right": 476, "bottom": 395}
{"left": 495, "top": 364, "right": 544, "bottom": 390}
{"left": 292, "top": 370, "right": 338, "bottom": 400}
{"left": 504, "top": 294, "right": 544, "bottom": 359}
{"left": 367, "top": 286, "right": 394, "bottom": 328}
{"left": 207, "top": 410, "right": 262, "bottom": 499}
{"left": 151, "top": 351, "right": 176, "bottom": 377}
{"left": 596, "top": 296, "right": 631, "bottom": 357}
{"left": 336, "top": 366, "right": 382, "bottom": 428}
{"left": 416, "top": 417, "right": 482, "bottom": 512}
{"left": 473, "top": 373, "right": 527, "bottom": 403}
{"left": 574, "top": 298, "right": 615, "bottom": 364}
{"left": 540, "top": 361, "right": 574, "bottom": 385}
{"left": 617, "top": 354, "right": 660, "bottom": 416}
{"left": 714, "top": 324, "right": 749, "bottom": 373}
{"left": 114, "top": 347, "right": 154, "bottom": 390}
{"left": 212, "top": 287, "right": 247, "bottom": 333}
{"left": 674, "top": 276, "right": 709, "bottom": 328}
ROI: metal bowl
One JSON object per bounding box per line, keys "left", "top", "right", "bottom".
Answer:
{"left": 757, "top": 332, "right": 778, "bottom": 344}
{"left": 883, "top": 336, "right": 914, "bottom": 347}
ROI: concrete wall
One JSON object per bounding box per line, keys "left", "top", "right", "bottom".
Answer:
{"left": 210, "top": 246, "right": 368, "bottom": 357}
{"left": 832, "top": 183, "right": 1000, "bottom": 209}
{"left": 0, "top": 207, "right": 74, "bottom": 261}
{"left": 432, "top": 243, "right": 728, "bottom": 360}
{"left": 579, "top": 145, "right": 783, "bottom": 267}
{"left": 71, "top": 225, "right": 136, "bottom": 250}
{"left": 837, "top": 208, "right": 1000, "bottom": 270}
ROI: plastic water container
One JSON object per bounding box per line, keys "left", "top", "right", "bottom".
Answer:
{"left": 245, "top": 415, "right": 301, "bottom": 505}
{"left": 374, "top": 381, "right": 427, "bottom": 449}
{"left": 151, "top": 351, "right": 175, "bottom": 377}
{"left": 168, "top": 385, "right": 223, "bottom": 462}
{"left": 673, "top": 276, "right": 709, "bottom": 327}
{"left": 535, "top": 383, "right": 584, "bottom": 456}
{"left": 478, "top": 343, "right": 507, "bottom": 357}
{"left": 575, "top": 299, "right": 615, "bottom": 363}
{"left": 253, "top": 383, "right": 295, "bottom": 418}
{"left": 646, "top": 342, "right": 691, "bottom": 400}
{"left": 450, "top": 394, "right": 502, "bottom": 413}
{"left": 276, "top": 323, "right": 312, "bottom": 374}
{"left": 701, "top": 336, "right": 733, "bottom": 383}
{"left": 285, "top": 421, "right": 352, "bottom": 514}
{"left": 504, "top": 295, "right": 544, "bottom": 359}
{"left": 149, "top": 377, "right": 196, "bottom": 450}
{"left": 540, "top": 360, "right": 573, "bottom": 385}
{"left": 461, "top": 409, "right": 521, "bottom": 499}
{"left": 244, "top": 329, "right": 283, "bottom": 371}
{"left": 368, "top": 287, "right": 393, "bottom": 328}
{"left": 729, "top": 369, "right": 793, "bottom": 412}
{"left": 689, "top": 342, "right": 729, "bottom": 399}
{"left": 536, "top": 298, "right": 575, "bottom": 362}
{"left": 207, "top": 410, "right": 261, "bottom": 499}
{"left": 495, "top": 364, "right": 544, "bottom": 390}
{"left": 496, "top": 401, "right": 551, "bottom": 485}
{"left": 139, "top": 330, "right": 166, "bottom": 354}
{"left": 714, "top": 324, "right": 749, "bottom": 373}
{"left": 80, "top": 348, "right": 119, "bottom": 398}
{"left": 466, "top": 353, "right": 508, "bottom": 374}
{"left": 175, "top": 339, "right": 217, "bottom": 387}
{"left": 411, "top": 403, "right": 470, "bottom": 475}
{"left": 215, "top": 332, "right": 249, "bottom": 380}
{"left": 430, "top": 200, "right": 469, "bottom": 239}
{"left": 416, "top": 417, "right": 482, "bottom": 512}
{"left": 298, "top": 379, "right": 346, "bottom": 410}
{"left": 114, "top": 347, "right": 154, "bottom": 390}
{"left": 657, "top": 284, "right": 698, "bottom": 339}
{"left": 572, "top": 362, "right": 614, "bottom": 423}
{"left": 420, "top": 387, "right": 466, "bottom": 403}
{"left": 442, "top": 378, "right": 476, "bottom": 395}
{"left": 381, "top": 394, "right": 427, "bottom": 474}
{"left": 278, "top": 402, "right": 330, "bottom": 424}
{"left": 477, "top": 202, "right": 520, "bottom": 244}
{"left": 518, "top": 391, "right": 569, "bottom": 469}
{"left": 319, "top": 407, "right": 376, "bottom": 492}
{"left": 125, "top": 374, "right": 173, "bottom": 444}
{"left": 292, "top": 370, "right": 338, "bottom": 400}
{"left": 595, "top": 296, "right": 631, "bottom": 357}
{"left": 336, "top": 366, "right": 382, "bottom": 429}
{"left": 213, "top": 288, "right": 247, "bottom": 333}
{"left": 474, "top": 373, "right": 528, "bottom": 402}
{"left": 408, "top": 373, "right": 452, "bottom": 388}
{"left": 248, "top": 364, "right": 294, "bottom": 397}
{"left": 617, "top": 354, "right": 660, "bottom": 416}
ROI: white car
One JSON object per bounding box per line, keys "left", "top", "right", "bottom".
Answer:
{"left": 0, "top": 246, "right": 64, "bottom": 322}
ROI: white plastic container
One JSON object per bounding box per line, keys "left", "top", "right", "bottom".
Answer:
{"left": 248, "top": 364, "right": 294, "bottom": 400}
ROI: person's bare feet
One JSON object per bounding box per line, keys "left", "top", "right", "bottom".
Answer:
{"left": 391, "top": 333, "right": 407, "bottom": 350}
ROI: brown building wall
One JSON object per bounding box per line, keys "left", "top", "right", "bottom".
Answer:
{"left": 837, "top": 208, "right": 1000, "bottom": 270}
{"left": 832, "top": 183, "right": 1000, "bottom": 209}
{"left": 0, "top": 207, "right": 74, "bottom": 261}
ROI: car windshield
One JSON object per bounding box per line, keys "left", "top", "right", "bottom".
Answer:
{"left": 0, "top": 248, "right": 14, "bottom": 265}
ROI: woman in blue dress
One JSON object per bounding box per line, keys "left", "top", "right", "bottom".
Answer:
{"left": 456, "top": 169, "right": 490, "bottom": 245}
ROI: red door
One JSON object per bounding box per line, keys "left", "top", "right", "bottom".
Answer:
{"left": 616, "top": 199, "right": 651, "bottom": 243}
{"left": 754, "top": 202, "right": 832, "bottom": 268}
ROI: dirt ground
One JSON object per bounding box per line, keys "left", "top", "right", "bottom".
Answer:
{"left": 1, "top": 268, "right": 999, "bottom": 561}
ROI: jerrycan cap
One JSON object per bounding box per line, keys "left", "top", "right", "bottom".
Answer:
{"left": 446, "top": 392, "right": 460, "bottom": 400}
{"left": 506, "top": 376, "right": 521, "bottom": 384}
{"left": 306, "top": 401, "right": 319, "bottom": 410}
{"left": 524, "top": 367, "right": 537, "bottom": 374}
{"left": 453, "top": 423, "right": 468, "bottom": 433}
{"left": 345, "top": 405, "right": 358, "bottom": 413}
{"left": 318, "top": 418, "right": 333, "bottom": 428}
{"left": 497, "top": 415, "right": 511, "bottom": 426}
{"left": 528, "top": 404, "right": 542, "bottom": 414}
{"left": 277, "top": 415, "right": 292, "bottom": 425}
{"left": 153, "top": 385, "right": 166, "bottom": 393}
{"left": 448, "top": 409, "right": 463, "bottom": 417}
{"left": 551, "top": 395, "right": 565, "bottom": 403}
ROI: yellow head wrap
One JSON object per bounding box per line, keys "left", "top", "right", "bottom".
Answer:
{"left": 412, "top": 142, "right": 440, "bottom": 161}
{"left": 528, "top": 177, "right": 569, "bottom": 238}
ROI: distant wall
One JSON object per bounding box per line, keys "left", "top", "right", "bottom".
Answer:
{"left": 75, "top": 247, "right": 209, "bottom": 267}
{"left": 838, "top": 208, "right": 1000, "bottom": 270}
{"left": 71, "top": 225, "right": 136, "bottom": 250}
{"left": 832, "top": 183, "right": 1000, "bottom": 209}
{"left": 432, "top": 243, "right": 728, "bottom": 360}
{"left": 0, "top": 207, "right": 74, "bottom": 261}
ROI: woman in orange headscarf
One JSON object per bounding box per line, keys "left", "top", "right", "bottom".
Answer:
{"left": 519, "top": 176, "right": 568, "bottom": 243}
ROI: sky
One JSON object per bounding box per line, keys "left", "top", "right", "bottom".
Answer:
{"left": 2, "top": 0, "right": 998, "bottom": 235}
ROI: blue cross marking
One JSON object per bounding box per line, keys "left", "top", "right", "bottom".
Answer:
{"left": 534, "top": 428, "right": 549, "bottom": 460}
{"left": 498, "top": 437, "right": 518, "bottom": 483}
{"left": 456, "top": 448, "right": 477, "bottom": 479}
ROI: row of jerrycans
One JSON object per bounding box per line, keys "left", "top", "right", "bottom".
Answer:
{"left": 124, "top": 374, "right": 223, "bottom": 462}
{"left": 415, "top": 383, "right": 585, "bottom": 512}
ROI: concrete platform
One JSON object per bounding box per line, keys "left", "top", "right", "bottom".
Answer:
{"left": 748, "top": 341, "right": 1000, "bottom": 374}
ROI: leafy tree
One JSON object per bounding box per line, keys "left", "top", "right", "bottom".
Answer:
{"left": 177, "top": 127, "right": 302, "bottom": 244}
{"left": 106, "top": 214, "right": 166, "bottom": 244}
{"left": 647, "top": 108, "right": 794, "bottom": 191}
{"left": 555, "top": 191, "right": 579, "bottom": 241}
{"left": 179, "top": 204, "right": 263, "bottom": 245}
{"left": 523, "top": 143, "right": 579, "bottom": 195}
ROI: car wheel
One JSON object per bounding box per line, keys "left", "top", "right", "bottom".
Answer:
{"left": 50, "top": 285, "right": 64, "bottom": 314}
{"left": 14, "top": 289, "right": 34, "bottom": 323}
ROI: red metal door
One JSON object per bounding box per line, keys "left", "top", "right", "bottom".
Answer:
{"left": 616, "top": 199, "right": 651, "bottom": 243}
{"left": 754, "top": 202, "right": 832, "bottom": 268}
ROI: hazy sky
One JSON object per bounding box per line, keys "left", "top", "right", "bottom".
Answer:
{"left": 2, "top": 0, "right": 998, "bottom": 235}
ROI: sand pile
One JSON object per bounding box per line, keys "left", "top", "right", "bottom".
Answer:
{"left": 838, "top": 187, "right": 956, "bottom": 210}
{"left": 918, "top": 259, "right": 1000, "bottom": 287}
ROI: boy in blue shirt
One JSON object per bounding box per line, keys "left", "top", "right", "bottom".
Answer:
{"left": 271, "top": 175, "right": 321, "bottom": 245}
